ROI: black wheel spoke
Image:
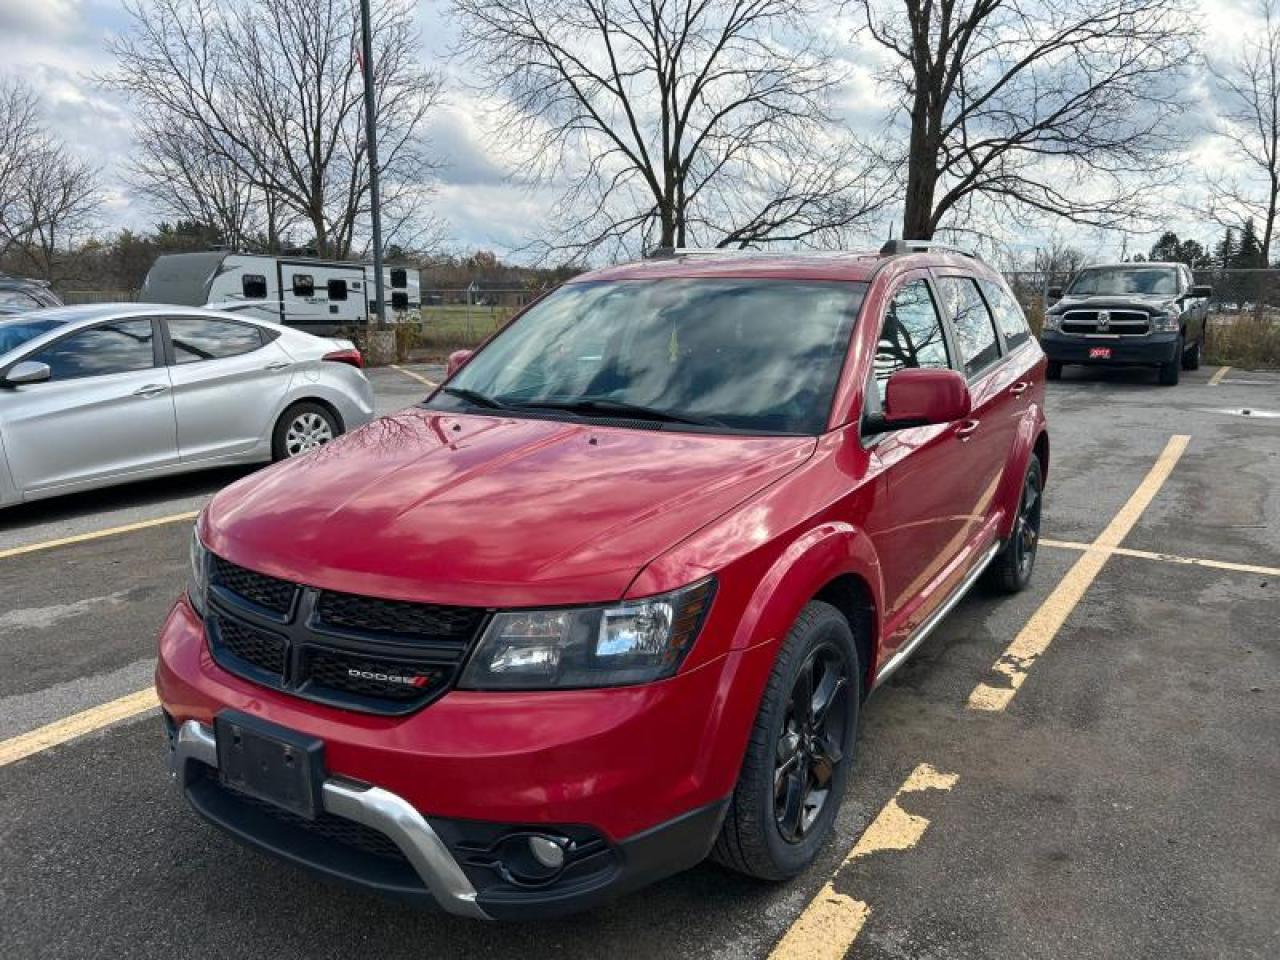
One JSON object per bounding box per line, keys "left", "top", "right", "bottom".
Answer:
{"left": 777, "top": 768, "right": 806, "bottom": 840}
{"left": 794, "top": 658, "right": 815, "bottom": 726}
{"left": 812, "top": 671, "right": 846, "bottom": 726}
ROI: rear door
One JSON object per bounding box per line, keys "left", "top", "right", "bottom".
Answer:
{"left": 3, "top": 317, "right": 178, "bottom": 493}
{"left": 162, "top": 315, "right": 293, "bottom": 461}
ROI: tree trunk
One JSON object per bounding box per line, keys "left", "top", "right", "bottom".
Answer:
{"left": 902, "top": 94, "right": 937, "bottom": 240}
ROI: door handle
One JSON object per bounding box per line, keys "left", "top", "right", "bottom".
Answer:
{"left": 1009, "top": 381, "right": 1030, "bottom": 396}
{"left": 954, "top": 419, "right": 980, "bottom": 439}
{"left": 132, "top": 384, "right": 169, "bottom": 398}
{"left": 264, "top": 361, "right": 291, "bottom": 371}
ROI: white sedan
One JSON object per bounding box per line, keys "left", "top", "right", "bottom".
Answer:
{"left": 0, "top": 303, "right": 374, "bottom": 507}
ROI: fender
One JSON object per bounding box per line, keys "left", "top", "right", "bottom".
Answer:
{"left": 994, "top": 400, "right": 1049, "bottom": 541}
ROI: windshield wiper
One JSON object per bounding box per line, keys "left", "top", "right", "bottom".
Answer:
{"left": 511, "top": 396, "right": 722, "bottom": 427}
{"left": 439, "top": 386, "right": 507, "bottom": 410}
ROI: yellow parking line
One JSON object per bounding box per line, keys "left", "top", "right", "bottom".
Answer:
{"left": 0, "top": 688, "right": 159, "bottom": 767}
{"left": 0, "top": 510, "right": 199, "bottom": 561}
{"left": 1041, "top": 539, "right": 1280, "bottom": 578}
{"left": 1208, "top": 365, "right": 1231, "bottom": 386}
{"left": 968, "top": 435, "right": 1190, "bottom": 712}
{"left": 769, "top": 763, "right": 959, "bottom": 960}
{"left": 389, "top": 364, "right": 439, "bottom": 388}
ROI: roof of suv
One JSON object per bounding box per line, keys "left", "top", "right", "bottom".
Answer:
{"left": 572, "top": 247, "right": 994, "bottom": 285}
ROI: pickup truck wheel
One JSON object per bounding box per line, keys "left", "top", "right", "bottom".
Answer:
{"left": 1158, "top": 338, "right": 1182, "bottom": 385}
{"left": 711, "top": 601, "right": 859, "bottom": 881}
{"left": 1046, "top": 360, "right": 1063, "bottom": 381}
{"left": 1182, "top": 336, "right": 1201, "bottom": 371}
{"left": 986, "top": 454, "right": 1043, "bottom": 594}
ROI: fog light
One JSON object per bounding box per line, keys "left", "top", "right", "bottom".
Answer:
{"left": 528, "top": 835, "right": 567, "bottom": 870}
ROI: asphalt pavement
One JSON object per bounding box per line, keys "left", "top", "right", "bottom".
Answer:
{"left": 1, "top": 361, "right": 1277, "bottom": 959}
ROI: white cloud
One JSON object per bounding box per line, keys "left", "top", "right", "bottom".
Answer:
{"left": 0, "top": 0, "right": 85, "bottom": 37}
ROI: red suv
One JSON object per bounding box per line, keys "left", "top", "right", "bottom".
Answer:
{"left": 158, "top": 241, "right": 1048, "bottom": 918}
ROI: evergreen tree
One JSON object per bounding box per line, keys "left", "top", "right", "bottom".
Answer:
{"left": 1215, "top": 227, "right": 1238, "bottom": 267}
{"left": 1149, "top": 231, "right": 1181, "bottom": 262}
{"left": 1237, "top": 218, "right": 1262, "bottom": 267}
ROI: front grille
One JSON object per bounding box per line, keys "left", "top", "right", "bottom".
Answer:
{"left": 211, "top": 555, "right": 296, "bottom": 614}
{"left": 316, "top": 590, "right": 482, "bottom": 639}
{"left": 205, "top": 555, "right": 487, "bottom": 715}
{"left": 305, "top": 649, "right": 447, "bottom": 703}
{"left": 214, "top": 617, "right": 287, "bottom": 677}
{"left": 1061, "top": 310, "right": 1150, "bottom": 335}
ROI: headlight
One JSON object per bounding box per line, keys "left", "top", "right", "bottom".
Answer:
{"left": 1042, "top": 313, "right": 1061, "bottom": 331}
{"left": 188, "top": 526, "right": 209, "bottom": 617}
{"left": 1151, "top": 312, "right": 1179, "bottom": 332}
{"left": 459, "top": 578, "right": 715, "bottom": 690}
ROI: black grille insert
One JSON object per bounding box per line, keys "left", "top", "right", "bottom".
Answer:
{"left": 211, "top": 555, "right": 296, "bottom": 614}
{"left": 214, "top": 617, "right": 287, "bottom": 677}
{"left": 316, "top": 590, "right": 483, "bottom": 639}
{"left": 305, "top": 649, "right": 447, "bottom": 703}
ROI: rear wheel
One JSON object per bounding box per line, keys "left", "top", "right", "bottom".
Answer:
{"left": 272, "top": 402, "right": 340, "bottom": 461}
{"left": 1046, "top": 360, "right": 1063, "bottom": 381}
{"left": 1159, "top": 338, "right": 1182, "bottom": 386}
{"left": 986, "top": 454, "right": 1043, "bottom": 593}
{"left": 711, "top": 602, "right": 860, "bottom": 881}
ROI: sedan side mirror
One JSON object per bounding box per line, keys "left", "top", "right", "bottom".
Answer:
{"left": 868, "top": 368, "right": 972, "bottom": 434}
{"left": 3, "top": 360, "right": 51, "bottom": 387}
{"left": 1191, "top": 284, "right": 1213, "bottom": 298}
{"left": 446, "top": 349, "right": 473, "bottom": 378}
{"left": 1047, "top": 287, "right": 1063, "bottom": 300}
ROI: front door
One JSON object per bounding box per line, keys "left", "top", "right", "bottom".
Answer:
{"left": 3, "top": 317, "right": 178, "bottom": 494}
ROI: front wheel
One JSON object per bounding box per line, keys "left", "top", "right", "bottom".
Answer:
{"left": 1182, "top": 335, "right": 1201, "bottom": 371}
{"left": 986, "top": 453, "right": 1043, "bottom": 593}
{"left": 711, "top": 601, "right": 860, "bottom": 881}
{"left": 1046, "top": 360, "right": 1063, "bottom": 381}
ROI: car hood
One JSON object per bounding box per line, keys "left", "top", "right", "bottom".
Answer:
{"left": 203, "top": 409, "right": 816, "bottom": 607}
{"left": 1049, "top": 294, "right": 1177, "bottom": 314}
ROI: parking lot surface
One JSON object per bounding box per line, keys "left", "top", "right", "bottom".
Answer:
{"left": 2, "top": 362, "right": 1277, "bottom": 959}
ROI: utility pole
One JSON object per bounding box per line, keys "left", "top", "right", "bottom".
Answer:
{"left": 359, "top": 0, "right": 386, "bottom": 325}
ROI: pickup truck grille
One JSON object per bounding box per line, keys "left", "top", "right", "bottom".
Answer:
{"left": 1061, "top": 310, "right": 1151, "bottom": 335}
{"left": 205, "top": 555, "right": 488, "bottom": 715}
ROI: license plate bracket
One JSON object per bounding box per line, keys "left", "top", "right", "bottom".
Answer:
{"left": 215, "top": 711, "right": 325, "bottom": 820}
{"left": 1089, "top": 346, "right": 1112, "bottom": 359}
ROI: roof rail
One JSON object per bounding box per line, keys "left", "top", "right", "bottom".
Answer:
{"left": 879, "top": 239, "right": 982, "bottom": 261}
{"left": 643, "top": 246, "right": 751, "bottom": 259}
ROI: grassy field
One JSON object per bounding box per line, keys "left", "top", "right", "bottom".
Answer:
{"left": 405, "top": 305, "right": 517, "bottom": 357}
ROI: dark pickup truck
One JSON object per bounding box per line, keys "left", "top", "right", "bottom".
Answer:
{"left": 1040, "top": 262, "right": 1211, "bottom": 386}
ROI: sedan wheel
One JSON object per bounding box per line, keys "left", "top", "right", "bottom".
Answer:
{"left": 272, "top": 402, "right": 341, "bottom": 461}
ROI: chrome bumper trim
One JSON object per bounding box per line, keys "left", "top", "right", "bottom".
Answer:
{"left": 170, "top": 719, "right": 488, "bottom": 919}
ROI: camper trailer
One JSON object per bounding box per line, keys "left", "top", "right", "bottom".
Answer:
{"left": 140, "top": 252, "right": 421, "bottom": 331}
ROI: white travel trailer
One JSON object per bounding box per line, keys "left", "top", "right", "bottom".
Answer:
{"left": 140, "top": 251, "right": 420, "bottom": 331}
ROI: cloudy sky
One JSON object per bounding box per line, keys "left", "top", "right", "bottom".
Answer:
{"left": 0, "top": 0, "right": 1257, "bottom": 263}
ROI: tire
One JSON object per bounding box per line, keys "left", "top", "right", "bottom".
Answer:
{"left": 1182, "top": 335, "right": 1201, "bottom": 371}
{"left": 272, "top": 402, "right": 341, "bottom": 461}
{"left": 1158, "top": 338, "right": 1182, "bottom": 385}
{"left": 711, "top": 601, "right": 860, "bottom": 881}
{"left": 985, "top": 454, "right": 1043, "bottom": 594}
{"left": 1046, "top": 360, "right": 1063, "bottom": 381}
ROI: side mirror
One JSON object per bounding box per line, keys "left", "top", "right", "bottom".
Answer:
{"left": 3, "top": 360, "right": 51, "bottom": 387}
{"left": 1191, "top": 284, "right": 1213, "bottom": 298}
{"left": 446, "top": 349, "right": 473, "bottom": 378}
{"left": 1047, "top": 287, "right": 1063, "bottom": 300}
{"left": 871, "top": 368, "right": 971, "bottom": 433}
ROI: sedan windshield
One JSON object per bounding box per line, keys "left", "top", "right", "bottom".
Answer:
{"left": 1067, "top": 267, "right": 1179, "bottom": 296}
{"left": 435, "top": 279, "right": 867, "bottom": 434}
{"left": 0, "top": 317, "right": 65, "bottom": 355}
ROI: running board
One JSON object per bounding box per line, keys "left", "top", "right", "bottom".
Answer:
{"left": 872, "top": 542, "right": 1000, "bottom": 689}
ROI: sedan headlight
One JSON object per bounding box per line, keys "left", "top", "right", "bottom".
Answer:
{"left": 188, "top": 526, "right": 209, "bottom": 617}
{"left": 459, "top": 579, "right": 715, "bottom": 690}
{"left": 1042, "top": 313, "right": 1062, "bottom": 331}
{"left": 1150, "top": 312, "right": 1180, "bottom": 332}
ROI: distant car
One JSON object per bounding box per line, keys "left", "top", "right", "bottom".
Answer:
{"left": 0, "top": 304, "right": 374, "bottom": 507}
{"left": 1041, "top": 262, "right": 1211, "bottom": 385}
{"left": 0, "top": 275, "right": 63, "bottom": 316}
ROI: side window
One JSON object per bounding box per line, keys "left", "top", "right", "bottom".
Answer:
{"left": 936, "top": 276, "right": 1001, "bottom": 377}
{"left": 242, "top": 274, "right": 267, "bottom": 299}
{"left": 327, "top": 278, "right": 349, "bottom": 301}
{"left": 168, "top": 317, "right": 265, "bottom": 364}
{"left": 873, "top": 279, "right": 951, "bottom": 396}
{"left": 391, "top": 291, "right": 409, "bottom": 310}
{"left": 28, "top": 319, "right": 155, "bottom": 381}
{"left": 979, "top": 278, "right": 1032, "bottom": 350}
{"left": 389, "top": 268, "right": 407, "bottom": 289}
{"left": 292, "top": 274, "right": 314, "bottom": 297}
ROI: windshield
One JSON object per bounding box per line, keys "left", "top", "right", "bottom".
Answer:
{"left": 1067, "top": 267, "right": 1179, "bottom": 296}
{"left": 435, "top": 278, "right": 866, "bottom": 434}
{"left": 0, "top": 317, "right": 64, "bottom": 355}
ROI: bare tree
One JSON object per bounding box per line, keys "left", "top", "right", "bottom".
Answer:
{"left": 853, "top": 0, "right": 1198, "bottom": 240}
{"left": 449, "top": 0, "right": 890, "bottom": 260}
{"left": 1204, "top": 0, "right": 1280, "bottom": 265}
{"left": 105, "top": 0, "right": 442, "bottom": 258}
{"left": 0, "top": 76, "right": 102, "bottom": 278}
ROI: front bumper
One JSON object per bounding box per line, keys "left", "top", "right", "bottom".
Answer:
{"left": 1040, "top": 329, "right": 1179, "bottom": 366}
